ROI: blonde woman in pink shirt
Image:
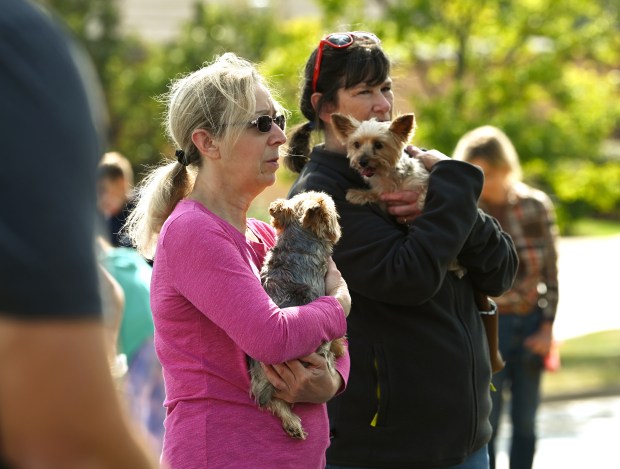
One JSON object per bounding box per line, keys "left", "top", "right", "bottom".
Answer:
{"left": 125, "top": 53, "right": 351, "bottom": 469}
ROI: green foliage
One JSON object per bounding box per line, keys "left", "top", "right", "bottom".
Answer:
{"left": 256, "top": 18, "right": 323, "bottom": 124}
{"left": 166, "top": 3, "right": 281, "bottom": 69}
{"left": 570, "top": 217, "right": 620, "bottom": 237}
{"left": 43, "top": 0, "right": 121, "bottom": 89}
{"left": 552, "top": 160, "right": 620, "bottom": 228}
{"left": 44, "top": 0, "right": 620, "bottom": 230}
{"left": 313, "top": 0, "right": 368, "bottom": 29}
{"left": 42, "top": 0, "right": 166, "bottom": 167}
{"left": 390, "top": 0, "right": 620, "bottom": 163}
{"left": 104, "top": 41, "right": 170, "bottom": 166}
{"left": 543, "top": 330, "right": 620, "bottom": 398}
{"left": 523, "top": 156, "right": 620, "bottom": 233}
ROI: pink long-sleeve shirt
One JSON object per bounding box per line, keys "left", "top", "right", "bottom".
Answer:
{"left": 150, "top": 200, "right": 349, "bottom": 469}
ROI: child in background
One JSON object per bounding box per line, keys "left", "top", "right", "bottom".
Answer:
{"left": 97, "top": 152, "right": 136, "bottom": 247}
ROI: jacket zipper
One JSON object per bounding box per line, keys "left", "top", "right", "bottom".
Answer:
{"left": 455, "top": 291, "right": 480, "bottom": 450}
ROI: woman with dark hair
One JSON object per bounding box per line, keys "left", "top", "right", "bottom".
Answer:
{"left": 285, "top": 32, "right": 518, "bottom": 469}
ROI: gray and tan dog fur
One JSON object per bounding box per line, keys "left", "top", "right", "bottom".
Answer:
{"left": 248, "top": 190, "right": 347, "bottom": 440}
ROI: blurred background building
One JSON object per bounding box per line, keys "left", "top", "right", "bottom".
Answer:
{"left": 118, "top": 0, "right": 379, "bottom": 43}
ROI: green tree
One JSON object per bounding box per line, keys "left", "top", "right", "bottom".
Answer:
{"left": 376, "top": 1, "right": 619, "bottom": 151}
{"left": 42, "top": 0, "right": 120, "bottom": 90}
{"left": 43, "top": 0, "right": 620, "bottom": 228}
{"left": 371, "top": 0, "right": 620, "bottom": 227}
{"left": 40, "top": 0, "right": 165, "bottom": 165}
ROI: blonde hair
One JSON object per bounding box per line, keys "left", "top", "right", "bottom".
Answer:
{"left": 452, "top": 125, "right": 523, "bottom": 184}
{"left": 125, "top": 53, "right": 282, "bottom": 258}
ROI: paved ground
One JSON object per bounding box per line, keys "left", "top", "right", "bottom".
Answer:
{"left": 496, "top": 234, "right": 620, "bottom": 469}
{"left": 552, "top": 234, "right": 620, "bottom": 341}
{"left": 496, "top": 395, "right": 620, "bottom": 468}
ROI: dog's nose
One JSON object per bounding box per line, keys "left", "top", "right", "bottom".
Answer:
{"left": 359, "top": 157, "right": 369, "bottom": 168}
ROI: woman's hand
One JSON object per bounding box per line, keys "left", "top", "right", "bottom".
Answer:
{"left": 405, "top": 145, "right": 451, "bottom": 171}
{"left": 524, "top": 321, "right": 553, "bottom": 357}
{"left": 380, "top": 190, "right": 422, "bottom": 224}
{"left": 261, "top": 352, "right": 342, "bottom": 404}
{"left": 325, "top": 258, "right": 351, "bottom": 317}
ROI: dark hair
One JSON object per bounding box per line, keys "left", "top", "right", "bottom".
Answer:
{"left": 97, "top": 164, "right": 124, "bottom": 182}
{"left": 284, "top": 36, "right": 390, "bottom": 173}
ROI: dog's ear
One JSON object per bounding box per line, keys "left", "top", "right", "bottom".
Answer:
{"left": 268, "top": 198, "right": 294, "bottom": 231}
{"left": 331, "top": 113, "right": 359, "bottom": 143}
{"left": 389, "top": 113, "right": 416, "bottom": 144}
{"left": 301, "top": 194, "right": 342, "bottom": 245}
{"left": 320, "top": 207, "right": 342, "bottom": 245}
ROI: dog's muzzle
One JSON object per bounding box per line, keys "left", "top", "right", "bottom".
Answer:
{"left": 356, "top": 156, "right": 376, "bottom": 177}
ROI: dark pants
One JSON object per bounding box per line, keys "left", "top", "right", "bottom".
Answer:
{"left": 326, "top": 444, "right": 489, "bottom": 469}
{"left": 489, "top": 310, "right": 544, "bottom": 469}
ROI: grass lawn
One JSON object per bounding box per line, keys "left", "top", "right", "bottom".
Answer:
{"left": 543, "top": 217, "right": 620, "bottom": 399}
{"left": 568, "top": 218, "right": 620, "bottom": 237}
{"left": 542, "top": 330, "right": 620, "bottom": 400}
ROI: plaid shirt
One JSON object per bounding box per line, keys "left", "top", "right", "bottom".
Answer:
{"left": 480, "top": 182, "right": 559, "bottom": 322}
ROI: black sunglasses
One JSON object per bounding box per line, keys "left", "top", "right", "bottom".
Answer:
{"left": 249, "top": 114, "right": 286, "bottom": 133}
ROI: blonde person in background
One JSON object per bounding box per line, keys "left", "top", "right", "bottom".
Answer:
{"left": 124, "top": 53, "right": 351, "bottom": 468}
{"left": 453, "top": 125, "right": 560, "bottom": 469}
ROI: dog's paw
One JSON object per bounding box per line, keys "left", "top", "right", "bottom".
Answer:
{"left": 448, "top": 260, "right": 467, "bottom": 279}
{"left": 267, "top": 398, "right": 308, "bottom": 439}
{"left": 283, "top": 418, "right": 308, "bottom": 440}
{"left": 330, "top": 337, "right": 347, "bottom": 358}
{"left": 346, "top": 189, "right": 375, "bottom": 205}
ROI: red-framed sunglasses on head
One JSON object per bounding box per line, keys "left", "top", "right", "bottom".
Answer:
{"left": 312, "top": 31, "right": 381, "bottom": 93}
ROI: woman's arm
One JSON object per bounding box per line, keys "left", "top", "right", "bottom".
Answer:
{"left": 332, "top": 157, "right": 486, "bottom": 305}
{"left": 539, "top": 192, "right": 560, "bottom": 321}
{"left": 457, "top": 209, "right": 519, "bottom": 297}
{"left": 161, "top": 213, "right": 348, "bottom": 364}
{"left": 0, "top": 318, "right": 158, "bottom": 468}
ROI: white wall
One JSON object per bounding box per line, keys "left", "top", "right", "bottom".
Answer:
{"left": 117, "top": 0, "right": 323, "bottom": 43}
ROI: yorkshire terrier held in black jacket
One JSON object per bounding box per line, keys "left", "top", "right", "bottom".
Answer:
{"left": 332, "top": 112, "right": 427, "bottom": 211}
{"left": 332, "top": 112, "right": 467, "bottom": 279}
{"left": 332, "top": 113, "right": 507, "bottom": 373}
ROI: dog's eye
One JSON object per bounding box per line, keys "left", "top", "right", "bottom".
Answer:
{"left": 353, "top": 141, "right": 361, "bottom": 149}
{"left": 374, "top": 142, "right": 383, "bottom": 150}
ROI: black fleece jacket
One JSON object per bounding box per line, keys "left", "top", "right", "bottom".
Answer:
{"left": 288, "top": 147, "right": 518, "bottom": 469}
